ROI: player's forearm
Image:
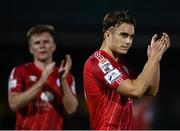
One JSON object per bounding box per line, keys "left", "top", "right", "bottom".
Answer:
{"left": 145, "top": 63, "right": 160, "bottom": 96}
{"left": 61, "top": 79, "right": 78, "bottom": 114}
{"left": 132, "top": 59, "right": 158, "bottom": 97}
{"left": 9, "top": 79, "right": 44, "bottom": 111}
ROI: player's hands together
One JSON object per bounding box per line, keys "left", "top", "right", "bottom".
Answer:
{"left": 58, "top": 54, "right": 72, "bottom": 81}
{"left": 147, "top": 33, "right": 170, "bottom": 63}
{"left": 40, "top": 62, "right": 56, "bottom": 84}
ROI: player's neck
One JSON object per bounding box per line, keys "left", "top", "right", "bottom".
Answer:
{"left": 100, "top": 42, "right": 119, "bottom": 61}
{"left": 34, "top": 59, "right": 52, "bottom": 70}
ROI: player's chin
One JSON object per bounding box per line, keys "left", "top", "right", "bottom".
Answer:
{"left": 38, "top": 56, "right": 49, "bottom": 61}
{"left": 119, "top": 50, "right": 128, "bottom": 55}
{"left": 39, "top": 54, "right": 48, "bottom": 58}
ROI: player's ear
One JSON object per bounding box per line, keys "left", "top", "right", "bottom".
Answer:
{"left": 52, "top": 42, "right": 56, "bottom": 51}
{"left": 104, "top": 30, "right": 110, "bottom": 39}
{"left": 29, "top": 44, "right": 33, "bottom": 55}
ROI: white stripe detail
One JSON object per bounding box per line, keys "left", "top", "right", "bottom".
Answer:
{"left": 94, "top": 51, "right": 105, "bottom": 62}
{"left": 118, "top": 106, "right": 126, "bottom": 130}
{"left": 107, "top": 96, "right": 120, "bottom": 130}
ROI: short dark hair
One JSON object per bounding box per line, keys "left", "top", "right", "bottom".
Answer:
{"left": 26, "top": 24, "right": 55, "bottom": 42}
{"left": 103, "top": 10, "right": 135, "bottom": 33}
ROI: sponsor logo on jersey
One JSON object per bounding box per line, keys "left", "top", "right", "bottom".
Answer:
{"left": 104, "top": 68, "right": 122, "bottom": 84}
{"left": 98, "top": 59, "right": 113, "bottom": 74}
{"left": 40, "top": 91, "right": 54, "bottom": 102}
{"left": 29, "top": 75, "right": 37, "bottom": 82}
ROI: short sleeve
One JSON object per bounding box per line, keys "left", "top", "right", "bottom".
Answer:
{"left": 67, "top": 74, "right": 76, "bottom": 95}
{"left": 8, "top": 67, "right": 24, "bottom": 94}
{"left": 92, "top": 55, "right": 127, "bottom": 90}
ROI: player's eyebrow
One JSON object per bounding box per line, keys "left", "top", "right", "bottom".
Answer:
{"left": 119, "top": 32, "right": 134, "bottom": 38}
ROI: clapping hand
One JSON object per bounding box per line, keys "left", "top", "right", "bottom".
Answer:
{"left": 147, "top": 33, "right": 170, "bottom": 63}
{"left": 58, "top": 54, "right": 72, "bottom": 80}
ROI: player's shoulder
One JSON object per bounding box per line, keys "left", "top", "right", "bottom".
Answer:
{"left": 85, "top": 50, "right": 105, "bottom": 66}
{"left": 93, "top": 50, "right": 107, "bottom": 61}
{"left": 12, "top": 62, "right": 33, "bottom": 72}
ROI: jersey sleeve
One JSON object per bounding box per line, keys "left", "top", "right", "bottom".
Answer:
{"left": 92, "top": 56, "right": 127, "bottom": 90}
{"left": 8, "top": 67, "right": 24, "bottom": 94}
{"left": 67, "top": 74, "right": 76, "bottom": 95}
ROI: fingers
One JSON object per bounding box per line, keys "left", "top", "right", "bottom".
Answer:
{"left": 151, "top": 32, "right": 170, "bottom": 49}
{"left": 151, "top": 34, "right": 157, "bottom": 47}
{"left": 41, "top": 62, "right": 55, "bottom": 83}
{"left": 163, "top": 32, "right": 171, "bottom": 48}
{"left": 147, "top": 45, "right": 151, "bottom": 57}
{"left": 60, "top": 60, "right": 65, "bottom": 69}
{"left": 66, "top": 54, "right": 71, "bottom": 63}
{"left": 58, "top": 54, "right": 72, "bottom": 79}
{"left": 65, "top": 54, "right": 72, "bottom": 69}
{"left": 159, "top": 42, "right": 168, "bottom": 53}
{"left": 156, "top": 40, "right": 169, "bottom": 53}
{"left": 59, "top": 54, "right": 72, "bottom": 70}
{"left": 148, "top": 32, "right": 170, "bottom": 63}
{"left": 160, "top": 33, "right": 170, "bottom": 51}
{"left": 160, "top": 33, "right": 166, "bottom": 41}
{"left": 151, "top": 34, "right": 157, "bottom": 42}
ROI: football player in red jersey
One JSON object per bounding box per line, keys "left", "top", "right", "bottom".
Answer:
{"left": 83, "top": 10, "right": 170, "bottom": 130}
{"left": 8, "top": 25, "right": 78, "bottom": 130}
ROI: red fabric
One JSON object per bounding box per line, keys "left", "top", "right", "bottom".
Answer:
{"left": 84, "top": 50, "right": 133, "bottom": 130}
{"left": 8, "top": 62, "right": 75, "bottom": 130}
{"left": 133, "top": 99, "right": 153, "bottom": 130}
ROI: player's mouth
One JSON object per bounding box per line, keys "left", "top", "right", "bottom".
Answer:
{"left": 121, "top": 46, "right": 129, "bottom": 50}
{"left": 39, "top": 51, "right": 47, "bottom": 55}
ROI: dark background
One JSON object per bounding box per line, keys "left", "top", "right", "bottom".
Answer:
{"left": 0, "top": 0, "right": 180, "bottom": 129}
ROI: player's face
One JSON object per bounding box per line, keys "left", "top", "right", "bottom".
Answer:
{"left": 108, "top": 23, "right": 134, "bottom": 54}
{"left": 29, "top": 32, "right": 56, "bottom": 62}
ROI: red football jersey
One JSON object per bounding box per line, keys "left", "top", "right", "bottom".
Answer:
{"left": 83, "top": 50, "right": 133, "bottom": 130}
{"left": 8, "top": 62, "right": 76, "bottom": 130}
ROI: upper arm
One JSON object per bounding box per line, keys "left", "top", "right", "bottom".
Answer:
{"left": 8, "top": 67, "right": 23, "bottom": 100}
{"left": 8, "top": 92, "right": 19, "bottom": 102}
{"left": 91, "top": 55, "right": 128, "bottom": 91}
{"left": 8, "top": 67, "right": 25, "bottom": 111}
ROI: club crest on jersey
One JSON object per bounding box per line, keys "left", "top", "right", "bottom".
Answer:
{"left": 104, "top": 68, "right": 122, "bottom": 84}
{"left": 29, "top": 75, "right": 37, "bottom": 82}
{"left": 98, "top": 59, "right": 113, "bottom": 74}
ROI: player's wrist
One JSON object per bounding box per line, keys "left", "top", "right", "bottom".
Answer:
{"left": 147, "top": 58, "right": 159, "bottom": 65}
{"left": 37, "top": 77, "right": 46, "bottom": 87}
{"left": 60, "top": 78, "right": 67, "bottom": 84}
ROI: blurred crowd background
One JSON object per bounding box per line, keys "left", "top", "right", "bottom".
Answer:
{"left": 0, "top": 0, "right": 180, "bottom": 129}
